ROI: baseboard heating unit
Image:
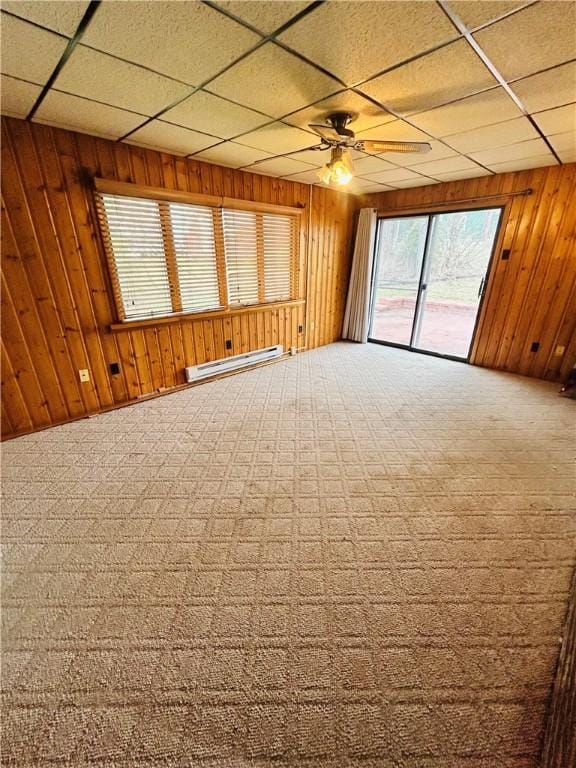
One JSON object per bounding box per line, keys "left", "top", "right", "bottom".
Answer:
{"left": 185, "top": 345, "right": 284, "bottom": 383}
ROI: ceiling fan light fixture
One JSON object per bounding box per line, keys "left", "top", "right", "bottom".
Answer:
{"left": 317, "top": 147, "right": 354, "bottom": 186}
{"left": 317, "top": 163, "right": 334, "bottom": 185}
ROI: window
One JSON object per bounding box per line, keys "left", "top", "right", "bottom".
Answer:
{"left": 170, "top": 203, "right": 220, "bottom": 314}
{"left": 99, "top": 195, "right": 173, "bottom": 320}
{"left": 223, "top": 208, "right": 259, "bottom": 306}
{"left": 96, "top": 188, "right": 299, "bottom": 322}
{"left": 263, "top": 213, "right": 293, "bottom": 302}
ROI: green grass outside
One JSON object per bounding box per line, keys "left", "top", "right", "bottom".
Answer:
{"left": 375, "top": 276, "right": 484, "bottom": 305}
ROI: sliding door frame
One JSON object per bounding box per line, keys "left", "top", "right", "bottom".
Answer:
{"left": 368, "top": 204, "right": 506, "bottom": 364}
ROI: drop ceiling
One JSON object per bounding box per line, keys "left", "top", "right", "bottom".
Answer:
{"left": 1, "top": 0, "right": 575, "bottom": 194}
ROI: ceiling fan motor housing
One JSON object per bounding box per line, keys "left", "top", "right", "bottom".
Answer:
{"left": 327, "top": 111, "right": 356, "bottom": 138}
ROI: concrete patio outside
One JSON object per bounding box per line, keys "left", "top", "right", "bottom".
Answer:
{"left": 370, "top": 299, "right": 479, "bottom": 358}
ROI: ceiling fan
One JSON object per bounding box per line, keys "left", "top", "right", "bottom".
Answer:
{"left": 254, "top": 112, "right": 432, "bottom": 187}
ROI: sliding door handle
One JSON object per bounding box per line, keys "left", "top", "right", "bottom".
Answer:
{"left": 478, "top": 276, "right": 485, "bottom": 298}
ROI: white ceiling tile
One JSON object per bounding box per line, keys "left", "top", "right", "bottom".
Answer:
{"left": 282, "top": 148, "right": 332, "bottom": 167}
{"left": 359, "top": 40, "right": 498, "bottom": 115}
{"left": 349, "top": 149, "right": 371, "bottom": 161}
{"left": 446, "top": 1, "right": 532, "bottom": 30}
{"left": 361, "top": 185, "right": 397, "bottom": 193}
{"left": 126, "top": 121, "right": 220, "bottom": 156}
{"left": 385, "top": 139, "right": 457, "bottom": 166}
{"left": 473, "top": 2, "right": 576, "bottom": 81}
{"left": 532, "top": 103, "right": 576, "bottom": 137}
{"left": 356, "top": 120, "right": 430, "bottom": 144}
{"left": 351, "top": 154, "right": 399, "bottom": 175}
{"left": 0, "top": 13, "right": 67, "bottom": 84}
{"left": 443, "top": 116, "right": 539, "bottom": 153}
{"left": 234, "top": 121, "right": 318, "bottom": 154}
{"left": 432, "top": 168, "right": 492, "bottom": 181}
{"left": 162, "top": 90, "right": 270, "bottom": 140}
{"left": 2, "top": 0, "right": 90, "bottom": 36}
{"left": 488, "top": 155, "right": 559, "bottom": 173}
{"left": 193, "top": 142, "right": 273, "bottom": 169}
{"left": 347, "top": 178, "right": 395, "bottom": 194}
{"left": 283, "top": 170, "right": 378, "bottom": 191}
{"left": 0, "top": 75, "right": 42, "bottom": 117}
{"left": 281, "top": 169, "right": 323, "bottom": 185}
{"left": 213, "top": 1, "right": 309, "bottom": 34}
{"left": 547, "top": 131, "right": 576, "bottom": 155}
{"left": 207, "top": 43, "right": 341, "bottom": 118}
{"left": 81, "top": 1, "right": 260, "bottom": 85}
{"left": 53, "top": 45, "right": 191, "bottom": 117}
{"left": 409, "top": 155, "right": 484, "bottom": 175}
{"left": 470, "top": 138, "right": 556, "bottom": 165}
{"left": 409, "top": 87, "right": 522, "bottom": 137}
{"left": 33, "top": 91, "right": 144, "bottom": 139}
{"left": 284, "top": 90, "right": 395, "bottom": 134}
{"left": 557, "top": 148, "right": 576, "bottom": 163}
{"left": 362, "top": 167, "right": 430, "bottom": 184}
{"left": 278, "top": 0, "right": 457, "bottom": 86}
{"left": 510, "top": 61, "right": 576, "bottom": 114}
{"left": 243, "top": 156, "right": 317, "bottom": 176}
{"left": 387, "top": 177, "right": 439, "bottom": 188}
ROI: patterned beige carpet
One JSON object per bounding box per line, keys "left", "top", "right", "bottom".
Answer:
{"left": 1, "top": 342, "right": 575, "bottom": 767}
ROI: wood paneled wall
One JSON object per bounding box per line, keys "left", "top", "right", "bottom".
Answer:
{"left": 362, "top": 164, "right": 576, "bottom": 382}
{"left": 1, "top": 117, "right": 355, "bottom": 439}
{"left": 4, "top": 113, "right": 571, "bottom": 439}
{"left": 307, "top": 186, "right": 356, "bottom": 349}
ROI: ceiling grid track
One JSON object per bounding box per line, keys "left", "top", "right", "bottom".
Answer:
{"left": 190, "top": 0, "right": 486, "bottom": 184}
{"left": 437, "top": 0, "right": 564, "bottom": 165}
{"left": 1, "top": 0, "right": 571, "bottom": 190}
{"left": 25, "top": 0, "right": 102, "bottom": 121}
{"left": 117, "top": 0, "right": 328, "bottom": 142}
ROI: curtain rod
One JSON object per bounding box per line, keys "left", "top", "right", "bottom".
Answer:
{"left": 372, "top": 187, "right": 533, "bottom": 211}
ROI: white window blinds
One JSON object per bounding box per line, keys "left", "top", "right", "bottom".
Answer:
{"left": 169, "top": 203, "right": 221, "bottom": 313}
{"left": 100, "top": 194, "right": 172, "bottom": 320}
{"left": 222, "top": 209, "right": 259, "bottom": 306}
{"left": 97, "top": 188, "right": 298, "bottom": 322}
{"left": 263, "top": 213, "right": 293, "bottom": 302}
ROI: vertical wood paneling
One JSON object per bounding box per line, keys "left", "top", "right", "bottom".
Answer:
{"left": 362, "top": 164, "right": 576, "bottom": 381}
{"left": 1, "top": 117, "right": 356, "bottom": 439}
{"left": 306, "top": 185, "right": 356, "bottom": 349}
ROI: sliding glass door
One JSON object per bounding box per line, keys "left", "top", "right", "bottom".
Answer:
{"left": 370, "top": 207, "right": 502, "bottom": 361}
{"left": 369, "top": 216, "right": 429, "bottom": 346}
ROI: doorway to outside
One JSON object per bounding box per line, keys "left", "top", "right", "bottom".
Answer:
{"left": 369, "top": 207, "right": 503, "bottom": 361}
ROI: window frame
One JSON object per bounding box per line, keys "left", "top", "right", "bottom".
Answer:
{"left": 94, "top": 178, "right": 303, "bottom": 325}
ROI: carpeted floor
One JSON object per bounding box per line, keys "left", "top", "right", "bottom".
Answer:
{"left": 1, "top": 342, "right": 575, "bottom": 767}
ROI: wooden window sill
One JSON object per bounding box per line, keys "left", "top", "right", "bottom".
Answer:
{"left": 109, "top": 299, "right": 305, "bottom": 331}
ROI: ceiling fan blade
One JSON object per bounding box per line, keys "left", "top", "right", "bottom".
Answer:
{"left": 361, "top": 140, "right": 432, "bottom": 154}
{"left": 308, "top": 123, "right": 342, "bottom": 141}
{"left": 250, "top": 145, "right": 326, "bottom": 165}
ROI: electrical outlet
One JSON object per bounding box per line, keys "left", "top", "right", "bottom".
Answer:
{"left": 79, "top": 369, "right": 90, "bottom": 382}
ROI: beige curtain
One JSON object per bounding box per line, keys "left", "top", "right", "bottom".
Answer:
{"left": 342, "top": 208, "right": 377, "bottom": 343}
